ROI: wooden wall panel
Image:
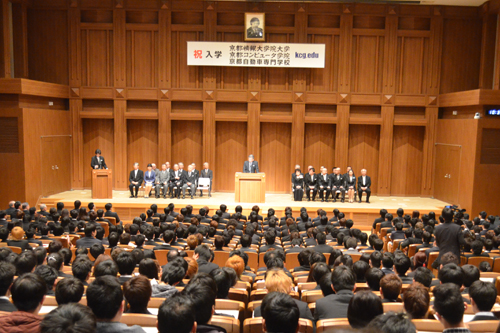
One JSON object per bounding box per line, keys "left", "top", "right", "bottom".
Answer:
{"left": 81, "top": 29, "right": 113, "bottom": 87}
{"left": 304, "top": 124, "right": 336, "bottom": 171}
{"left": 170, "top": 120, "right": 203, "bottom": 168}
{"left": 215, "top": 121, "right": 247, "bottom": 192}
{"left": 348, "top": 125, "right": 380, "bottom": 195}
{"left": 126, "top": 30, "right": 158, "bottom": 87}
{"left": 171, "top": 31, "right": 200, "bottom": 89}
{"left": 217, "top": 32, "right": 246, "bottom": 90}
{"left": 82, "top": 119, "right": 114, "bottom": 188}
{"left": 440, "top": 18, "right": 482, "bottom": 94}
{"left": 0, "top": 111, "right": 24, "bottom": 205}
{"left": 390, "top": 126, "right": 424, "bottom": 196}
{"left": 351, "top": 35, "right": 384, "bottom": 93}
{"left": 262, "top": 33, "right": 293, "bottom": 91}
{"left": 27, "top": 10, "right": 68, "bottom": 85}
{"left": 307, "top": 34, "right": 339, "bottom": 91}
{"left": 260, "top": 122, "right": 292, "bottom": 193}
{"left": 126, "top": 119, "right": 158, "bottom": 172}
{"left": 397, "top": 37, "right": 428, "bottom": 94}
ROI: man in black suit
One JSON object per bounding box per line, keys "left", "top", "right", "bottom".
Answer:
{"left": 435, "top": 207, "right": 465, "bottom": 264}
{"left": 37, "top": 204, "right": 50, "bottom": 218}
{"left": 0, "top": 262, "right": 16, "bottom": 312}
{"left": 194, "top": 245, "right": 219, "bottom": 274}
{"left": 104, "top": 203, "right": 121, "bottom": 224}
{"left": 315, "top": 266, "right": 356, "bottom": 320}
{"left": 0, "top": 211, "right": 7, "bottom": 228}
{"left": 4, "top": 201, "right": 15, "bottom": 220}
{"left": 128, "top": 162, "right": 143, "bottom": 198}
{"left": 243, "top": 154, "right": 259, "bottom": 173}
{"left": 181, "top": 165, "right": 197, "bottom": 199}
{"left": 330, "top": 167, "right": 346, "bottom": 203}
{"left": 304, "top": 168, "right": 318, "bottom": 202}
{"left": 169, "top": 164, "right": 184, "bottom": 199}
{"left": 357, "top": 169, "right": 371, "bottom": 203}
{"left": 312, "top": 232, "right": 334, "bottom": 254}
{"left": 469, "top": 280, "right": 498, "bottom": 321}
{"left": 90, "top": 149, "right": 108, "bottom": 169}
{"left": 199, "top": 162, "right": 213, "bottom": 197}
{"left": 75, "top": 224, "right": 102, "bottom": 249}
{"left": 318, "top": 168, "right": 332, "bottom": 202}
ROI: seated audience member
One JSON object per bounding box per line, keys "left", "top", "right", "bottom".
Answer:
{"left": 185, "top": 257, "right": 199, "bottom": 280}
{"left": 0, "top": 273, "right": 46, "bottom": 332}
{"left": 366, "top": 267, "right": 385, "bottom": 291}
{"left": 157, "top": 294, "right": 197, "bottom": 333}
{"left": 183, "top": 275, "right": 226, "bottom": 333}
{"left": 314, "top": 266, "right": 356, "bottom": 320}
{"left": 224, "top": 255, "right": 244, "bottom": 280}
{"left": 139, "top": 258, "right": 160, "bottom": 281}
{"left": 0, "top": 262, "right": 16, "bottom": 312}
{"left": 253, "top": 269, "right": 313, "bottom": 321}
{"left": 370, "top": 251, "right": 382, "bottom": 268}
{"left": 154, "top": 260, "right": 183, "bottom": 298}
{"left": 87, "top": 276, "right": 146, "bottom": 333}
{"left": 116, "top": 252, "right": 136, "bottom": 285}
{"left": 466, "top": 240, "right": 489, "bottom": 258}
{"left": 55, "top": 277, "right": 84, "bottom": 305}
{"left": 403, "top": 283, "right": 430, "bottom": 319}
{"left": 352, "top": 260, "right": 369, "bottom": 283}
{"left": 413, "top": 267, "right": 434, "bottom": 288}
{"left": 90, "top": 243, "right": 105, "bottom": 261}
{"left": 381, "top": 252, "right": 395, "bottom": 275}
{"left": 478, "top": 261, "right": 491, "bottom": 272}
{"left": 433, "top": 283, "right": 470, "bottom": 333}
{"left": 76, "top": 224, "right": 102, "bottom": 248}
{"left": 34, "top": 265, "right": 58, "bottom": 296}
{"left": 94, "top": 259, "right": 119, "bottom": 278}
{"left": 438, "top": 264, "right": 470, "bottom": 304}
{"left": 47, "top": 252, "right": 72, "bottom": 278}
{"left": 33, "top": 247, "right": 47, "bottom": 266}
{"left": 194, "top": 245, "right": 218, "bottom": 275}
{"left": 380, "top": 274, "right": 402, "bottom": 302}
{"left": 261, "top": 292, "right": 300, "bottom": 333}
{"left": 394, "top": 254, "right": 413, "bottom": 284}
{"left": 15, "top": 251, "right": 37, "bottom": 276}
{"left": 468, "top": 280, "right": 498, "bottom": 321}
{"left": 462, "top": 265, "right": 480, "bottom": 294}
{"left": 294, "top": 249, "right": 312, "bottom": 272}
{"left": 40, "top": 303, "right": 96, "bottom": 333}
{"left": 7, "top": 227, "right": 31, "bottom": 251}
{"left": 367, "top": 312, "right": 416, "bottom": 333}
{"left": 72, "top": 257, "right": 93, "bottom": 286}
{"left": 123, "top": 275, "right": 152, "bottom": 314}
{"left": 209, "top": 269, "right": 231, "bottom": 299}
{"left": 312, "top": 232, "right": 334, "bottom": 254}
{"left": 347, "top": 290, "right": 384, "bottom": 328}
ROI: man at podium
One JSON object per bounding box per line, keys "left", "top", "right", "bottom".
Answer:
{"left": 91, "top": 149, "right": 108, "bottom": 169}
{"left": 243, "top": 154, "right": 259, "bottom": 173}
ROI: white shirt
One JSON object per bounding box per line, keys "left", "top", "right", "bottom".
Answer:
{"left": 362, "top": 176, "right": 366, "bottom": 185}
{"left": 134, "top": 169, "right": 138, "bottom": 177}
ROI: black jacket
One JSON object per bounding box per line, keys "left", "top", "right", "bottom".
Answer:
{"left": 91, "top": 155, "right": 107, "bottom": 169}
{"left": 314, "top": 290, "right": 354, "bottom": 320}
{"left": 254, "top": 298, "right": 313, "bottom": 321}
{"left": 129, "top": 169, "right": 144, "bottom": 185}
{"left": 197, "top": 259, "right": 219, "bottom": 275}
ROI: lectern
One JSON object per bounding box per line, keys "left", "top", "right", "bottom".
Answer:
{"left": 235, "top": 172, "right": 265, "bottom": 203}
{"left": 92, "top": 169, "right": 113, "bottom": 199}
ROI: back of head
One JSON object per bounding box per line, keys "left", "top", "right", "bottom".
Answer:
{"left": 433, "top": 283, "right": 465, "bottom": 325}
{"left": 34, "top": 264, "right": 58, "bottom": 291}
{"left": 438, "top": 263, "right": 464, "bottom": 287}
{"left": 94, "top": 260, "right": 118, "bottom": 278}
{"left": 265, "top": 269, "right": 293, "bottom": 293}
{"left": 331, "top": 266, "right": 355, "bottom": 292}
{"left": 461, "top": 264, "right": 480, "bottom": 288}
{"left": 162, "top": 259, "right": 187, "bottom": 285}
{"left": 380, "top": 274, "right": 402, "bottom": 300}
{"left": 365, "top": 267, "right": 384, "bottom": 291}
{"left": 209, "top": 268, "right": 231, "bottom": 299}
{"left": 347, "top": 290, "right": 383, "bottom": 328}
{"left": 394, "top": 255, "right": 411, "bottom": 276}
{"left": 158, "top": 293, "right": 196, "bottom": 333}
{"left": 123, "top": 275, "right": 152, "bottom": 312}
{"left": 413, "top": 267, "right": 433, "bottom": 288}
{"left": 11, "top": 273, "right": 46, "bottom": 312}
{"left": 55, "top": 277, "right": 85, "bottom": 305}
{"left": 183, "top": 277, "right": 217, "bottom": 325}
{"left": 116, "top": 251, "right": 136, "bottom": 275}
{"left": 40, "top": 303, "right": 96, "bottom": 333}
{"left": 469, "top": 280, "right": 497, "bottom": 312}
{"left": 261, "top": 292, "right": 299, "bottom": 333}
{"left": 0, "top": 262, "right": 15, "bottom": 297}
{"left": 15, "top": 251, "right": 37, "bottom": 276}
{"left": 87, "top": 276, "right": 123, "bottom": 320}
{"left": 403, "top": 283, "right": 430, "bottom": 319}
{"left": 367, "top": 312, "right": 416, "bottom": 333}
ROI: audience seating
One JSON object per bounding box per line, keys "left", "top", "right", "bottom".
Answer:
{"left": 229, "top": 288, "right": 248, "bottom": 304}
{"left": 382, "top": 302, "right": 404, "bottom": 313}
{"left": 213, "top": 251, "right": 230, "bottom": 267}
{"left": 154, "top": 250, "right": 169, "bottom": 266}
{"left": 210, "top": 315, "right": 240, "bottom": 333}
{"left": 121, "top": 314, "right": 157, "bottom": 327}
{"left": 286, "top": 252, "right": 300, "bottom": 270}
{"left": 6, "top": 246, "right": 21, "bottom": 254}
{"left": 467, "top": 256, "right": 494, "bottom": 267}
{"left": 411, "top": 319, "right": 444, "bottom": 333}
{"left": 316, "top": 319, "right": 351, "bottom": 333}
{"left": 301, "top": 290, "right": 323, "bottom": 304}
{"left": 427, "top": 252, "right": 439, "bottom": 269}
{"left": 243, "top": 318, "right": 313, "bottom": 333}
{"left": 467, "top": 320, "right": 500, "bottom": 332}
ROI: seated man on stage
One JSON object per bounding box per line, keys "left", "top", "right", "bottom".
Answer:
{"left": 155, "top": 164, "right": 170, "bottom": 199}
{"left": 169, "top": 164, "right": 184, "bottom": 199}
{"left": 331, "top": 167, "right": 346, "bottom": 203}
{"left": 199, "top": 162, "right": 213, "bottom": 197}
{"left": 304, "top": 167, "right": 318, "bottom": 202}
{"left": 181, "top": 164, "right": 197, "bottom": 199}
{"left": 128, "top": 163, "right": 143, "bottom": 198}
{"left": 243, "top": 154, "right": 259, "bottom": 173}
{"left": 357, "top": 169, "right": 371, "bottom": 203}
{"left": 318, "top": 167, "right": 331, "bottom": 202}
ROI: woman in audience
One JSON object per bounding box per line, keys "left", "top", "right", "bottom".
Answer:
{"left": 347, "top": 290, "right": 384, "bottom": 328}
{"left": 307, "top": 262, "right": 331, "bottom": 289}
{"left": 225, "top": 255, "right": 245, "bottom": 280}
{"left": 139, "top": 258, "right": 161, "bottom": 281}
{"left": 123, "top": 275, "right": 152, "bottom": 314}
{"left": 185, "top": 235, "right": 198, "bottom": 250}
{"left": 77, "top": 207, "right": 89, "bottom": 221}
{"left": 403, "top": 283, "right": 430, "bottom": 319}
{"left": 184, "top": 257, "right": 198, "bottom": 279}
{"left": 143, "top": 163, "right": 156, "bottom": 198}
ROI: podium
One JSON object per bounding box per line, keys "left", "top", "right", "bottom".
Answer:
{"left": 91, "top": 169, "right": 113, "bottom": 199}
{"left": 235, "top": 172, "right": 265, "bottom": 203}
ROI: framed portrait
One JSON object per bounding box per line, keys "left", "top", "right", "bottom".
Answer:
{"left": 244, "top": 13, "right": 265, "bottom": 41}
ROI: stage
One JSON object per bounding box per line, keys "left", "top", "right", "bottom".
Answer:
{"left": 40, "top": 190, "right": 450, "bottom": 231}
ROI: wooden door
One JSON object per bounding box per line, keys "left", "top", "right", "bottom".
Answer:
{"left": 433, "top": 144, "right": 461, "bottom": 204}
{"left": 41, "top": 136, "right": 72, "bottom": 196}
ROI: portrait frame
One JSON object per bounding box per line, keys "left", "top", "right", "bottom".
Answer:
{"left": 244, "top": 13, "right": 265, "bottom": 42}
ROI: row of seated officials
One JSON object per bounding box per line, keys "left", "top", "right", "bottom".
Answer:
{"left": 0, "top": 200, "right": 499, "bottom": 332}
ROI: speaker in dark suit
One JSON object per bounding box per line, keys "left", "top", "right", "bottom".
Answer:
{"left": 90, "top": 149, "right": 108, "bottom": 169}
{"left": 128, "top": 163, "right": 144, "bottom": 198}
{"left": 357, "top": 169, "right": 372, "bottom": 203}
{"left": 318, "top": 170, "right": 332, "bottom": 202}
{"left": 243, "top": 154, "right": 259, "bottom": 173}
{"left": 199, "top": 163, "right": 213, "bottom": 197}
{"left": 169, "top": 166, "right": 185, "bottom": 199}
{"left": 181, "top": 166, "right": 197, "bottom": 199}
{"left": 330, "top": 168, "right": 346, "bottom": 203}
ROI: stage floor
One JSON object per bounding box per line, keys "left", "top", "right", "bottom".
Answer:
{"left": 40, "top": 190, "right": 449, "bottom": 230}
